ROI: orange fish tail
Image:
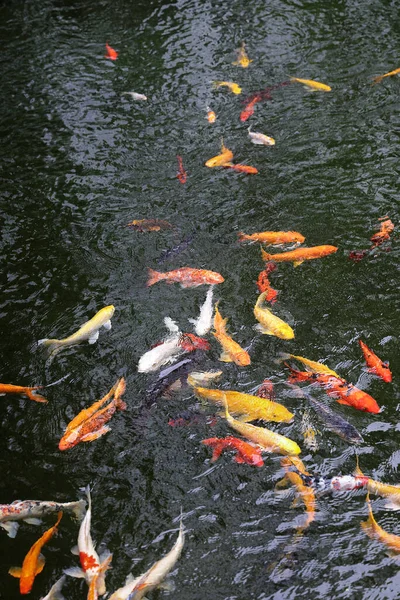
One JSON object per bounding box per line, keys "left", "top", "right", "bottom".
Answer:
{"left": 26, "top": 388, "right": 48, "bottom": 403}
{"left": 115, "top": 396, "right": 127, "bottom": 411}
{"left": 237, "top": 232, "right": 248, "bottom": 242}
{"left": 147, "top": 268, "right": 163, "bottom": 287}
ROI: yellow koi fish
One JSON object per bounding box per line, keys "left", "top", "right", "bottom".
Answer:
{"left": 254, "top": 292, "right": 295, "bottom": 339}
{"left": 361, "top": 492, "right": 400, "bottom": 554}
{"left": 222, "top": 397, "right": 301, "bottom": 455}
{"left": 354, "top": 459, "right": 400, "bottom": 505}
{"left": 205, "top": 139, "right": 234, "bottom": 168}
{"left": 212, "top": 81, "right": 242, "bottom": 94}
{"left": 279, "top": 353, "right": 340, "bottom": 377}
{"left": 373, "top": 67, "right": 400, "bottom": 84}
{"left": 232, "top": 42, "right": 252, "bottom": 68}
{"left": 276, "top": 458, "right": 316, "bottom": 531}
{"left": 193, "top": 386, "right": 294, "bottom": 423}
{"left": 213, "top": 304, "right": 251, "bottom": 366}
{"left": 290, "top": 77, "right": 331, "bottom": 92}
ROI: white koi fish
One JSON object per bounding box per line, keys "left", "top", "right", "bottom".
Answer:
{"left": 248, "top": 127, "right": 275, "bottom": 146}
{"left": 122, "top": 91, "right": 148, "bottom": 101}
{"left": 38, "top": 305, "right": 115, "bottom": 351}
{"left": 189, "top": 286, "right": 214, "bottom": 336}
{"left": 40, "top": 575, "right": 66, "bottom": 600}
{"left": 64, "top": 487, "right": 110, "bottom": 596}
{"left": 109, "top": 516, "right": 185, "bottom": 600}
{"left": 0, "top": 499, "right": 86, "bottom": 538}
{"left": 138, "top": 317, "right": 184, "bottom": 373}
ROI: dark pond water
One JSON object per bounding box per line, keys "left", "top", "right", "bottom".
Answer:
{"left": 0, "top": 0, "right": 399, "bottom": 598}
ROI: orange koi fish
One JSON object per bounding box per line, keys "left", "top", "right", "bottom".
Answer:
{"left": 239, "top": 230, "right": 305, "bottom": 245}
{"left": 9, "top": 512, "right": 63, "bottom": 594}
{"left": 373, "top": 67, "right": 400, "bottom": 84}
{"left": 213, "top": 304, "right": 251, "bottom": 366}
{"left": 290, "top": 77, "right": 331, "bottom": 92}
{"left": 205, "top": 140, "right": 234, "bottom": 167}
{"left": 206, "top": 106, "right": 217, "bottom": 123}
{"left": 59, "top": 378, "right": 126, "bottom": 450}
{"left": 212, "top": 81, "right": 242, "bottom": 94}
{"left": 104, "top": 42, "right": 118, "bottom": 61}
{"left": 202, "top": 436, "right": 264, "bottom": 466}
{"left": 240, "top": 95, "right": 261, "bottom": 122}
{"left": 176, "top": 155, "right": 187, "bottom": 184}
{"left": 223, "top": 163, "right": 258, "bottom": 174}
{"left": 359, "top": 340, "right": 392, "bottom": 383}
{"left": 257, "top": 268, "right": 278, "bottom": 303}
{"left": 361, "top": 492, "right": 400, "bottom": 554}
{"left": 0, "top": 383, "right": 47, "bottom": 403}
{"left": 147, "top": 267, "right": 224, "bottom": 288}
{"left": 126, "top": 219, "right": 174, "bottom": 232}
{"left": 232, "top": 42, "right": 253, "bottom": 68}
{"left": 261, "top": 244, "right": 338, "bottom": 267}
{"left": 370, "top": 218, "right": 394, "bottom": 247}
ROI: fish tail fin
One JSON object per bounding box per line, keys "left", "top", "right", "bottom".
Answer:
{"left": 114, "top": 377, "right": 127, "bottom": 401}
{"left": 275, "top": 352, "right": 291, "bottom": 363}
{"left": 37, "top": 338, "right": 63, "bottom": 348}
{"left": 26, "top": 387, "right": 48, "bottom": 403}
{"left": 202, "top": 438, "right": 224, "bottom": 462}
{"left": 85, "top": 485, "right": 92, "bottom": 512}
{"left": 361, "top": 492, "right": 378, "bottom": 533}
{"left": 237, "top": 232, "right": 248, "bottom": 242}
{"left": 354, "top": 454, "right": 365, "bottom": 477}
{"left": 72, "top": 499, "right": 87, "bottom": 521}
{"left": 372, "top": 75, "right": 383, "bottom": 85}
{"left": 147, "top": 268, "right": 163, "bottom": 287}
{"left": 261, "top": 248, "right": 271, "bottom": 262}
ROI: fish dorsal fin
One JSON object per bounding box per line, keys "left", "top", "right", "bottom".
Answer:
{"left": 88, "top": 330, "right": 100, "bottom": 344}
{"left": 24, "top": 517, "right": 42, "bottom": 526}
{"left": 64, "top": 566, "right": 85, "bottom": 578}
{"left": 354, "top": 454, "right": 364, "bottom": 477}
{"left": 35, "top": 554, "right": 46, "bottom": 575}
{"left": 8, "top": 566, "right": 22, "bottom": 578}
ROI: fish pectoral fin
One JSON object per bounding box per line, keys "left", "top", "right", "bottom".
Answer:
{"left": 35, "top": 554, "right": 46, "bottom": 574}
{"left": 9, "top": 566, "right": 22, "bottom": 578}
{"left": 64, "top": 566, "right": 86, "bottom": 578}
{"left": 88, "top": 330, "right": 100, "bottom": 344}
{"left": 254, "top": 324, "right": 275, "bottom": 335}
{"left": 23, "top": 517, "right": 42, "bottom": 526}
{"left": 1, "top": 521, "right": 19, "bottom": 538}
{"left": 293, "top": 260, "right": 304, "bottom": 267}
{"left": 219, "top": 351, "right": 233, "bottom": 362}
{"left": 102, "top": 320, "right": 112, "bottom": 330}
{"left": 80, "top": 426, "right": 111, "bottom": 442}
{"left": 70, "top": 545, "right": 79, "bottom": 556}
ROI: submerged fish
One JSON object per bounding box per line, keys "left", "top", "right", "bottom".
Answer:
{"left": 206, "top": 106, "right": 217, "bottom": 123}
{"left": 40, "top": 575, "right": 67, "bottom": 600}
{"left": 146, "top": 358, "right": 197, "bottom": 405}
{"left": 373, "top": 66, "right": 400, "bottom": 84}
{"left": 212, "top": 81, "right": 242, "bottom": 94}
{"left": 189, "top": 286, "right": 214, "bottom": 336}
{"left": 0, "top": 383, "right": 47, "bottom": 403}
{"left": 122, "top": 91, "right": 147, "bottom": 101}
{"left": 370, "top": 218, "right": 394, "bottom": 247}
{"left": 202, "top": 436, "right": 264, "bottom": 466}
{"left": 213, "top": 304, "right": 251, "bottom": 366}
{"left": 359, "top": 340, "right": 392, "bottom": 383}
{"left": 205, "top": 140, "right": 234, "bottom": 168}
{"left": 276, "top": 458, "right": 316, "bottom": 532}
{"left": 38, "top": 305, "right": 115, "bottom": 351}
{"left": 176, "top": 155, "right": 187, "bottom": 184}
{"left": 239, "top": 230, "right": 305, "bottom": 245}
{"left": 147, "top": 267, "right": 224, "bottom": 288}
{"left": 9, "top": 512, "right": 63, "bottom": 595}
{"left": 126, "top": 219, "right": 174, "bottom": 232}
{"left": 361, "top": 492, "right": 400, "bottom": 554}
{"left": 168, "top": 409, "right": 217, "bottom": 427}
{"left": 254, "top": 292, "right": 295, "bottom": 339}
{"left": 105, "top": 41, "right": 118, "bottom": 60}
{"left": 0, "top": 499, "right": 85, "bottom": 539}
{"left": 232, "top": 42, "right": 252, "bottom": 68}
{"left": 186, "top": 370, "right": 223, "bottom": 387}
{"left": 223, "top": 163, "right": 258, "bottom": 174}
{"left": 255, "top": 379, "right": 276, "bottom": 401}
{"left": 300, "top": 410, "right": 319, "bottom": 451}
{"left": 239, "top": 95, "right": 261, "bottom": 122}
{"left": 256, "top": 263, "right": 279, "bottom": 303}
{"left": 248, "top": 127, "right": 275, "bottom": 146}
{"left": 261, "top": 245, "right": 338, "bottom": 267}
{"left": 290, "top": 77, "right": 331, "bottom": 91}
{"left": 157, "top": 233, "right": 195, "bottom": 265}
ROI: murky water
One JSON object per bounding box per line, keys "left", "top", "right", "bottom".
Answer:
{"left": 0, "top": 0, "right": 399, "bottom": 598}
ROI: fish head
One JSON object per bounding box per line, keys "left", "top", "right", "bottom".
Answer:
{"left": 103, "top": 305, "right": 115, "bottom": 319}
{"left": 59, "top": 430, "right": 80, "bottom": 451}
{"left": 380, "top": 363, "right": 392, "bottom": 383}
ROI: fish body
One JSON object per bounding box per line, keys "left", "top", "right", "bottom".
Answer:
{"left": 256, "top": 263, "right": 279, "bottom": 303}
{"left": 232, "top": 42, "right": 252, "bottom": 68}
{"left": 0, "top": 383, "right": 47, "bottom": 403}
{"left": 222, "top": 399, "right": 300, "bottom": 455}
{"left": 239, "top": 96, "right": 261, "bottom": 121}
{"left": 126, "top": 219, "right": 173, "bottom": 232}
{"left": 176, "top": 155, "right": 187, "bottom": 184}
{"left": 147, "top": 267, "right": 224, "bottom": 288}
{"left": 186, "top": 370, "right": 222, "bottom": 387}
{"left": 205, "top": 140, "right": 234, "bottom": 167}
{"left": 9, "top": 512, "right": 63, "bottom": 594}
{"left": 202, "top": 436, "right": 264, "bottom": 466}
{"left": 290, "top": 77, "right": 331, "bottom": 91}
{"left": 38, "top": 305, "right": 115, "bottom": 350}
{"left": 254, "top": 292, "right": 295, "bottom": 339}
{"left": 302, "top": 391, "right": 363, "bottom": 444}
{"left": 261, "top": 245, "right": 337, "bottom": 266}
{"left": 109, "top": 518, "right": 185, "bottom": 600}
{"left": 239, "top": 230, "right": 305, "bottom": 245}
{"left": 194, "top": 386, "right": 294, "bottom": 423}
{"left": 0, "top": 499, "right": 85, "bottom": 539}
{"left": 59, "top": 378, "right": 127, "bottom": 450}
{"left": 276, "top": 463, "right": 316, "bottom": 531}
{"left": 361, "top": 493, "right": 400, "bottom": 554}
{"left": 359, "top": 340, "right": 392, "bottom": 383}
{"left": 122, "top": 92, "right": 147, "bottom": 101}
{"left": 282, "top": 353, "right": 340, "bottom": 377}
{"left": 370, "top": 218, "right": 394, "bottom": 247}
{"left": 189, "top": 286, "right": 214, "bottom": 336}
{"left": 373, "top": 67, "right": 400, "bottom": 84}
{"left": 223, "top": 163, "right": 258, "bottom": 174}
{"left": 105, "top": 42, "right": 118, "bottom": 60}
{"left": 213, "top": 304, "right": 251, "bottom": 366}
{"left": 206, "top": 106, "right": 217, "bottom": 123}
{"left": 88, "top": 554, "right": 113, "bottom": 600}
{"left": 212, "top": 81, "right": 242, "bottom": 94}
{"left": 40, "top": 575, "right": 66, "bottom": 600}
{"left": 248, "top": 128, "right": 275, "bottom": 146}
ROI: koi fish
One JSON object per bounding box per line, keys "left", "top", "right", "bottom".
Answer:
{"left": 169, "top": 409, "right": 217, "bottom": 427}
{"left": 232, "top": 42, "right": 252, "bottom": 68}
{"left": 145, "top": 358, "right": 197, "bottom": 405}
{"left": 176, "top": 155, "right": 187, "bottom": 184}
{"left": 88, "top": 554, "right": 113, "bottom": 600}
{"left": 186, "top": 370, "right": 223, "bottom": 387}
{"left": 223, "top": 163, "right": 258, "bottom": 174}
{"left": 353, "top": 459, "right": 400, "bottom": 507}
{"left": 64, "top": 487, "right": 111, "bottom": 596}
{"left": 189, "top": 286, "right": 214, "bottom": 336}
{"left": 255, "top": 378, "right": 276, "bottom": 401}
{"left": 0, "top": 383, "right": 47, "bottom": 403}
{"left": 206, "top": 106, "right": 217, "bottom": 123}
{"left": 40, "top": 575, "right": 66, "bottom": 600}
{"left": 361, "top": 492, "right": 400, "bottom": 554}
{"left": 108, "top": 517, "right": 185, "bottom": 600}
{"left": 372, "top": 67, "right": 400, "bottom": 84}
{"left": 0, "top": 499, "right": 85, "bottom": 539}
{"left": 205, "top": 140, "right": 234, "bottom": 167}
{"left": 193, "top": 386, "right": 294, "bottom": 423}
{"left": 348, "top": 249, "right": 369, "bottom": 262}
{"left": 122, "top": 91, "right": 147, "bottom": 101}
{"left": 276, "top": 459, "right": 316, "bottom": 532}
{"left": 147, "top": 267, "right": 224, "bottom": 288}
{"left": 243, "top": 81, "right": 292, "bottom": 105}
{"left": 290, "top": 77, "right": 331, "bottom": 91}
{"left": 254, "top": 292, "right": 295, "bottom": 339}
{"left": 248, "top": 127, "right": 275, "bottom": 146}
{"left": 222, "top": 397, "right": 301, "bottom": 455}
{"left": 239, "top": 95, "right": 261, "bottom": 122}
{"left": 300, "top": 409, "right": 319, "bottom": 451}
{"left": 178, "top": 333, "right": 210, "bottom": 352}
{"left": 261, "top": 245, "right": 338, "bottom": 267}
{"left": 256, "top": 270, "right": 278, "bottom": 303}
{"left": 359, "top": 340, "right": 392, "bottom": 383}
{"left": 38, "top": 305, "right": 115, "bottom": 351}
{"left": 370, "top": 218, "right": 394, "bottom": 247}
{"left": 104, "top": 42, "right": 118, "bottom": 61}
{"left": 212, "top": 304, "right": 251, "bottom": 366}
{"left": 240, "top": 230, "right": 305, "bottom": 245}
{"left": 9, "top": 512, "right": 63, "bottom": 595}
{"left": 138, "top": 317, "right": 183, "bottom": 373}
{"left": 212, "top": 81, "right": 242, "bottom": 94}
{"left": 157, "top": 232, "right": 195, "bottom": 265}
{"left": 59, "top": 378, "right": 126, "bottom": 450}
{"left": 202, "top": 436, "right": 264, "bottom": 466}
{"left": 126, "top": 219, "right": 174, "bottom": 232}
{"left": 279, "top": 352, "right": 340, "bottom": 377}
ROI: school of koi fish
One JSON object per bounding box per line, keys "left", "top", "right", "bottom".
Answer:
{"left": 1, "top": 40, "right": 399, "bottom": 599}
